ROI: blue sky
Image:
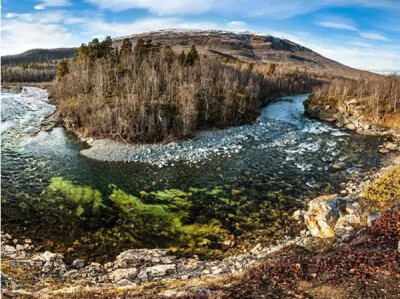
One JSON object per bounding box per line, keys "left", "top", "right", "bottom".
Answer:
{"left": 2, "top": 0, "right": 400, "bottom": 72}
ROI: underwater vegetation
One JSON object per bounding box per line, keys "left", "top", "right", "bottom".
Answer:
{"left": 2, "top": 177, "right": 298, "bottom": 262}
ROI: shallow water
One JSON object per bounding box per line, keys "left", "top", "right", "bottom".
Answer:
{"left": 1, "top": 87, "right": 383, "bottom": 258}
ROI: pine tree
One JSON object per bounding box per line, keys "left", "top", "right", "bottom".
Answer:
{"left": 56, "top": 59, "right": 69, "bottom": 79}
{"left": 100, "top": 36, "right": 113, "bottom": 57}
{"left": 178, "top": 50, "right": 185, "bottom": 65}
{"left": 120, "top": 38, "right": 133, "bottom": 56}
{"left": 134, "top": 39, "right": 145, "bottom": 57}
{"left": 183, "top": 45, "right": 198, "bottom": 67}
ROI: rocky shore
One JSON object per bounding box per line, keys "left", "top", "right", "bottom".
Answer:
{"left": 304, "top": 96, "right": 400, "bottom": 150}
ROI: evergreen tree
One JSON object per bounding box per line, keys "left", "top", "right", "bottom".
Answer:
{"left": 100, "top": 36, "right": 113, "bottom": 57}
{"left": 134, "top": 39, "right": 145, "bottom": 57}
{"left": 88, "top": 38, "right": 100, "bottom": 59}
{"left": 183, "top": 45, "right": 198, "bottom": 67}
{"left": 120, "top": 38, "right": 133, "bottom": 56}
{"left": 178, "top": 50, "right": 185, "bottom": 65}
{"left": 56, "top": 59, "right": 69, "bottom": 79}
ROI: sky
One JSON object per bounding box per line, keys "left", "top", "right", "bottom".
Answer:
{"left": 1, "top": 0, "right": 400, "bottom": 72}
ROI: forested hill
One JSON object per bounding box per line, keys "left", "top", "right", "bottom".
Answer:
{"left": 2, "top": 30, "right": 375, "bottom": 79}
{"left": 1, "top": 48, "right": 76, "bottom": 66}
{"left": 114, "top": 30, "right": 375, "bottom": 79}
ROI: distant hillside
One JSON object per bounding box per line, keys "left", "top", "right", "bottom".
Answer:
{"left": 1, "top": 48, "right": 76, "bottom": 66}
{"left": 1, "top": 30, "right": 377, "bottom": 80}
{"left": 114, "top": 30, "right": 373, "bottom": 79}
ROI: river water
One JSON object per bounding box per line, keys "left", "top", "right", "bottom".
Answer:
{"left": 1, "top": 87, "right": 383, "bottom": 260}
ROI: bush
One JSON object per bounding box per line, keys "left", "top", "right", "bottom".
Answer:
{"left": 363, "top": 166, "right": 400, "bottom": 210}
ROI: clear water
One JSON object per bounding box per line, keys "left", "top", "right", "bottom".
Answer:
{"left": 1, "top": 87, "right": 383, "bottom": 258}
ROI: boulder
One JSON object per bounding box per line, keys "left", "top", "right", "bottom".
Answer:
{"left": 331, "top": 162, "right": 346, "bottom": 171}
{"left": 304, "top": 195, "right": 343, "bottom": 238}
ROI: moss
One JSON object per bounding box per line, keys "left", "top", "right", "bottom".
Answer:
{"left": 363, "top": 166, "right": 400, "bottom": 210}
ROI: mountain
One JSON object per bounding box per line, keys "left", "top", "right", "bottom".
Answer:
{"left": 1, "top": 48, "right": 76, "bottom": 66}
{"left": 114, "top": 30, "right": 371, "bottom": 78}
{"left": 2, "top": 30, "right": 373, "bottom": 78}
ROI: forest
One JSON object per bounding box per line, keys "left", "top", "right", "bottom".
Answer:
{"left": 51, "top": 37, "right": 319, "bottom": 143}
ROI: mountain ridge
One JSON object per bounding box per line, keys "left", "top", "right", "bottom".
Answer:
{"left": 2, "top": 29, "right": 375, "bottom": 79}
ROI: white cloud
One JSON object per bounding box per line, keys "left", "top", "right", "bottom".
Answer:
{"left": 5, "top": 13, "right": 18, "bottom": 18}
{"left": 2, "top": 22, "right": 73, "bottom": 55}
{"left": 227, "top": 21, "right": 247, "bottom": 28}
{"left": 83, "top": 17, "right": 218, "bottom": 39}
{"left": 348, "top": 41, "right": 374, "bottom": 47}
{"left": 34, "top": 0, "right": 71, "bottom": 10}
{"left": 34, "top": 4, "right": 45, "bottom": 10}
{"left": 85, "top": 0, "right": 213, "bottom": 15}
{"left": 316, "top": 21, "right": 357, "bottom": 31}
{"left": 360, "top": 32, "right": 388, "bottom": 41}
{"left": 85, "top": 0, "right": 400, "bottom": 18}
{"left": 267, "top": 31, "right": 400, "bottom": 70}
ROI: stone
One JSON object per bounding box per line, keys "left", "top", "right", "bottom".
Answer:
{"left": 345, "top": 123, "right": 356, "bottom": 131}
{"left": 137, "top": 269, "right": 148, "bottom": 282}
{"left": 345, "top": 202, "right": 361, "bottom": 214}
{"left": 331, "top": 162, "right": 346, "bottom": 170}
{"left": 72, "top": 259, "right": 85, "bottom": 269}
{"left": 145, "top": 264, "right": 176, "bottom": 277}
{"left": 1, "top": 273, "right": 19, "bottom": 290}
{"left": 303, "top": 195, "right": 343, "bottom": 238}
{"left": 4, "top": 233, "right": 12, "bottom": 240}
{"left": 13, "top": 239, "right": 18, "bottom": 244}
{"left": 64, "top": 270, "right": 79, "bottom": 279}
{"left": 334, "top": 214, "right": 362, "bottom": 236}
{"left": 16, "top": 244, "right": 24, "bottom": 251}
{"left": 4, "top": 245, "right": 17, "bottom": 253}
{"left": 24, "top": 238, "right": 32, "bottom": 244}
{"left": 384, "top": 142, "right": 398, "bottom": 151}
{"left": 379, "top": 148, "right": 390, "bottom": 154}
{"left": 291, "top": 209, "right": 303, "bottom": 221}
{"left": 104, "top": 262, "right": 114, "bottom": 271}
{"left": 367, "top": 211, "right": 381, "bottom": 227}
{"left": 250, "top": 243, "right": 262, "bottom": 254}
{"left": 109, "top": 268, "right": 138, "bottom": 282}
{"left": 42, "top": 251, "right": 61, "bottom": 262}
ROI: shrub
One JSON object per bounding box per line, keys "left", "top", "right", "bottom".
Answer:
{"left": 363, "top": 166, "right": 400, "bottom": 210}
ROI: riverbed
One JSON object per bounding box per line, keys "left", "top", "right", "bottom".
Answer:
{"left": 1, "top": 87, "right": 384, "bottom": 260}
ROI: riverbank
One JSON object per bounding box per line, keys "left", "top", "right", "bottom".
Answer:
{"left": 304, "top": 95, "right": 400, "bottom": 147}
{"left": 2, "top": 153, "right": 399, "bottom": 298}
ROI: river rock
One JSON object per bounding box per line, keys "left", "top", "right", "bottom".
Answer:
{"left": 379, "top": 148, "right": 390, "bottom": 154}
{"left": 304, "top": 195, "right": 343, "bottom": 238}
{"left": 4, "top": 245, "right": 17, "bottom": 253}
{"left": 331, "top": 162, "right": 346, "bottom": 171}
{"left": 345, "top": 123, "right": 356, "bottom": 131}
{"left": 109, "top": 268, "right": 138, "bottom": 282}
{"left": 367, "top": 211, "right": 381, "bottom": 227}
{"left": 145, "top": 264, "right": 176, "bottom": 277}
{"left": 72, "top": 259, "right": 85, "bottom": 269}
{"left": 384, "top": 142, "right": 398, "bottom": 151}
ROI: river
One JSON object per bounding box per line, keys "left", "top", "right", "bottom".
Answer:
{"left": 1, "top": 87, "right": 383, "bottom": 260}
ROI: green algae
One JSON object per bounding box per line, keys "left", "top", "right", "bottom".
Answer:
{"left": 3, "top": 176, "right": 298, "bottom": 262}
